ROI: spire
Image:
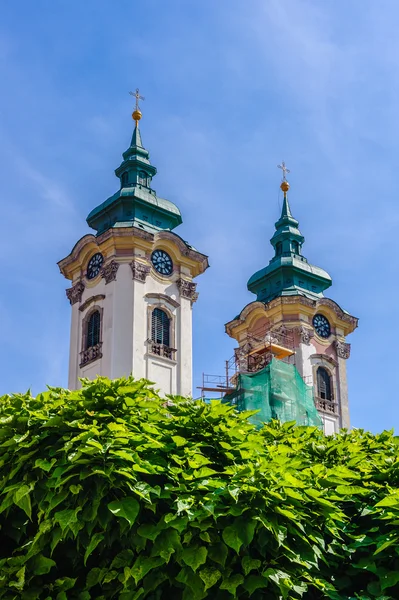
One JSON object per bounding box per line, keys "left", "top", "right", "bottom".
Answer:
{"left": 130, "top": 123, "right": 143, "bottom": 149}
{"left": 128, "top": 88, "right": 145, "bottom": 149}
{"left": 115, "top": 88, "right": 155, "bottom": 186}
{"left": 86, "top": 89, "right": 182, "bottom": 235}
{"left": 280, "top": 192, "right": 293, "bottom": 219}
{"left": 271, "top": 163, "right": 303, "bottom": 258}
{"left": 247, "top": 162, "right": 332, "bottom": 303}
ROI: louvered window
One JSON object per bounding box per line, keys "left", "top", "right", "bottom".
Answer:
{"left": 138, "top": 170, "right": 147, "bottom": 186}
{"left": 317, "top": 367, "right": 332, "bottom": 400}
{"left": 151, "top": 308, "right": 170, "bottom": 347}
{"left": 87, "top": 311, "right": 101, "bottom": 349}
{"left": 121, "top": 172, "right": 128, "bottom": 187}
{"left": 276, "top": 242, "right": 282, "bottom": 256}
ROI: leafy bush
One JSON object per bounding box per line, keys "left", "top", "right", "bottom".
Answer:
{"left": 0, "top": 377, "right": 399, "bottom": 599}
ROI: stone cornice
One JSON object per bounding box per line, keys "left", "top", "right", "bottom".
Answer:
{"left": 145, "top": 293, "right": 180, "bottom": 308}
{"left": 225, "top": 296, "right": 358, "bottom": 337}
{"left": 58, "top": 234, "right": 97, "bottom": 272}
{"left": 58, "top": 226, "right": 209, "bottom": 281}
{"left": 311, "top": 353, "right": 338, "bottom": 368}
{"left": 156, "top": 230, "right": 209, "bottom": 271}
{"left": 79, "top": 294, "right": 106, "bottom": 312}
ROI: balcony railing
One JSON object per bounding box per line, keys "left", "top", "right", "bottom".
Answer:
{"left": 314, "top": 397, "right": 338, "bottom": 414}
{"left": 150, "top": 343, "right": 176, "bottom": 360}
{"left": 80, "top": 343, "right": 103, "bottom": 367}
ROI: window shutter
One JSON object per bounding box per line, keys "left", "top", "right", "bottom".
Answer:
{"left": 317, "top": 367, "right": 331, "bottom": 400}
{"left": 87, "top": 311, "right": 101, "bottom": 349}
{"left": 152, "top": 308, "right": 170, "bottom": 346}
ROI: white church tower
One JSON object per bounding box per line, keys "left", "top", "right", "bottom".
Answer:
{"left": 58, "top": 91, "right": 208, "bottom": 395}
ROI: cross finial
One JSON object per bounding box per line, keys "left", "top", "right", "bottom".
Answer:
{"left": 129, "top": 88, "right": 145, "bottom": 125}
{"left": 277, "top": 161, "right": 290, "bottom": 181}
{"left": 129, "top": 88, "right": 145, "bottom": 111}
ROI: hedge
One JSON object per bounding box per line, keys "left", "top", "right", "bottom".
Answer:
{"left": 0, "top": 377, "right": 398, "bottom": 599}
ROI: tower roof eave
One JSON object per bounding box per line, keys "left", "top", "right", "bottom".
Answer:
{"left": 247, "top": 256, "right": 332, "bottom": 290}
{"left": 86, "top": 188, "right": 182, "bottom": 233}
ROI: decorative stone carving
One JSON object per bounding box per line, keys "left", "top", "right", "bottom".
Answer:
{"left": 66, "top": 281, "right": 85, "bottom": 305}
{"left": 150, "top": 343, "right": 176, "bottom": 360}
{"left": 177, "top": 279, "right": 198, "bottom": 303}
{"left": 101, "top": 260, "right": 119, "bottom": 284}
{"left": 130, "top": 260, "right": 151, "bottom": 282}
{"left": 80, "top": 342, "right": 103, "bottom": 367}
{"left": 335, "top": 340, "right": 351, "bottom": 359}
{"left": 295, "top": 325, "right": 314, "bottom": 345}
{"left": 318, "top": 298, "right": 358, "bottom": 326}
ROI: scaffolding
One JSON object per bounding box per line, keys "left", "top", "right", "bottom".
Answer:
{"left": 199, "top": 323, "right": 322, "bottom": 428}
{"left": 199, "top": 323, "right": 295, "bottom": 398}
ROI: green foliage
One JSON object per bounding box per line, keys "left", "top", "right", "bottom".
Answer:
{"left": 0, "top": 378, "right": 399, "bottom": 599}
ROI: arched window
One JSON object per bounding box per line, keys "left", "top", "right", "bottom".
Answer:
{"left": 138, "top": 170, "right": 147, "bottom": 186}
{"left": 121, "top": 172, "right": 128, "bottom": 187}
{"left": 276, "top": 242, "right": 283, "bottom": 256}
{"left": 151, "top": 308, "right": 170, "bottom": 347}
{"left": 87, "top": 310, "right": 101, "bottom": 349}
{"left": 292, "top": 241, "right": 299, "bottom": 254}
{"left": 317, "top": 367, "right": 332, "bottom": 400}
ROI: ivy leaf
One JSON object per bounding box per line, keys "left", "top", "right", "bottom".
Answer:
{"left": 243, "top": 575, "right": 269, "bottom": 596}
{"left": 151, "top": 529, "right": 182, "bottom": 562}
{"left": 14, "top": 485, "right": 32, "bottom": 519}
{"left": 35, "top": 458, "right": 56, "bottom": 472}
{"left": 30, "top": 555, "right": 56, "bottom": 575}
{"left": 188, "top": 454, "right": 212, "bottom": 468}
{"left": 107, "top": 497, "right": 139, "bottom": 527}
{"left": 181, "top": 546, "right": 208, "bottom": 572}
{"left": 220, "top": 574, "right": 244, "bottom": 594}
{"left": 130, "top": 556, "right": 165, "bottom": 584}
{"left": 335, "top": 485, "right": 369, "bottom": 496}
{"left": 222, "top": 518, "right": 256, "bottom": 553}
{"left": 84, "top": 533, "right": 104, "bottom": 565}
{"left": 242, "top": 556, "right": 261, "bottom": 575}
{"left": 208, "top": 542, "right": 228, "bottom": 567}
{"left": 199, "top": 566, "right": 221, "bottom": 591}
{"left": 172, "top": 436, "right": 187, "bottom": 447}
{"left": 54, "top": 508, "right": 81, "bottom": 532}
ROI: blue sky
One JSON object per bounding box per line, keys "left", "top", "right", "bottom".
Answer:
{"left": 0, "top": 0, "right": 396, "bottom": 432}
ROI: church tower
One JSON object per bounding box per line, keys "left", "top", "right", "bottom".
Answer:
{"left": 225, "top": 166, "right": 357, "bottom": 433}
{"left": 58, "top": 92, "right": 208, "bottom": 395}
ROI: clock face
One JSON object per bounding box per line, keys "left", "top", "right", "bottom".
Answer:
{"left": 151, "top": 250, "right": 173, "bottom": 276}
{"left": 313, "top": 314, "right": 331, "bottom": 339}
{"left": 87, "top": 253, "right": 104, "bottom": 280}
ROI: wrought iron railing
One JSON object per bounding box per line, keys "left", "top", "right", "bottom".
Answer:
{"left": 80, "top": 343, "right": 103, "bottom": 367}
{"left": 150, "top": 343, "right": 176, "bottom": 360}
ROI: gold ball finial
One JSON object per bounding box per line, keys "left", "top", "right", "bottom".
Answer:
{"left": 129, "top": 88, "right": 145, "bottom": 125}
{"left": 280, "top": 180, "right": 290, "bottom": 193}
{"left": 132, "top": 109, "right": 142, "bottom": 123}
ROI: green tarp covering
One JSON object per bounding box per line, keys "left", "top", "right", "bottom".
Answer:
{"left": 224, "top": 358, "right": 322, "bottom": 428}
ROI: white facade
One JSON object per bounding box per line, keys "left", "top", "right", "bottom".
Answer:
{"left": 60, "top": 228, "right": 208, "bottom": 396}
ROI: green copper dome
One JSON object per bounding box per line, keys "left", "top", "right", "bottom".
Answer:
{"left": 247, "top": 188, "right": 332, "bottom": 302}
{"left": 87, "top": 122, "right": 182, "bottom": 234}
